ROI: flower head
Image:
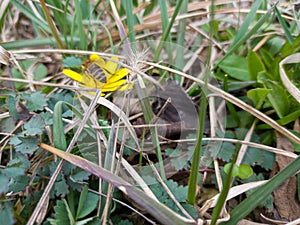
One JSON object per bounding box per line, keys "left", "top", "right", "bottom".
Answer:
{"left": 63, "top": 54, "right": 132, "bottom": 95}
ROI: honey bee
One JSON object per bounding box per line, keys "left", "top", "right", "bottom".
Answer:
{"left": 63, "top": 54, "right": 131, "bottom": 95}
{"left": 82, "top": 56, "right": 108, "bottom": 84}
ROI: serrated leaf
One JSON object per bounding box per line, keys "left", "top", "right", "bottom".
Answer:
{"left": 71, "top": 169, "right": 90, "bottom": 182}
{"left": 40, "top": 111, "right": 53, "bottom": 125}
{"left": 218, "top": 55, "right": 250, "bottom": 81}
{"left": 15, "top": 137, "right": 39, "bottom": 154}
{"left": 247, "top": 88, "right": 271, "bottom": 109}
{"left": 217, "top": 142, "right": 235, "bottom": 162}
{"left": 8, "top": 176, "right": 30, "bottom": 192}
{"left": 0, "top": 174, "right": 9, "bottom": 194}
{"left": 242, "top": 147, "right": 264, "bottom": 166}
{"left": 166, "top": 180, "right": 187, "bottom": 202}
{"left": 24, "top": 115, "right": 45, "bottom": 135}
{"left": 22, "top": 91, "right": 47, "bottom": 111}
{"left": 261, "top": 150, "right": 275, "bottom": 170}
{"left": 11, "top": 68, "right": 26, "bottom": 90}
{"left": 55, "top": 176, "right": 69, "bottom": 197}
{"left": 7, "top": 95, "right": 30, "bottom": 121}
{"left": 3, "top": 154, "right": 30, "bottom": 178}
{"left": 9, "top": 135, "right": 22, "bottom": 146}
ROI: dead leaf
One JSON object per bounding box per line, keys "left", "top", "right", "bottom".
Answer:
{"left": 270, "top": 126, "right": 300, "bottom": 220}
{"left": 237, "top": 219, "right": 268, "bottom": 225}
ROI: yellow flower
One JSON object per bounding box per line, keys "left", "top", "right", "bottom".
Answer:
{"left": 63, "top": 54, "right": 132, "bottom": 95}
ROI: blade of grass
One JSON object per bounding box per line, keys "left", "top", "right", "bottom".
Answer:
{"left": 40, "top": 143, "right": 197, "bottom": 225}
{"left": 10, "top": 0, "right": 50, "bottom": 33}
{"left": 210, "top": 145, "right": 240, "bottom": 225}
{"left": 123, "top": 0, "right": 136, "bottom": 50}
{"left": 39, "top": 0, "right": 65, "bottom": 49}
{"left": 154, "top": 0, "right": 184, "bottom": 62}
{"left": 186, "top": 75, "right": 208, "bottom": 204}
{"left": 0, "top": 37, "right": 80, "bottom": 49}
{"left": 221, "top": 154, "right": 300, "bottom": 225}
{"left": 275, "top": 6, "right": 294, "bottom": 44}
{"left": 53, "top": 101, "right": 67, "bottom": 150}
{"left": 74, "top": 0, "right": 87, "bottom": 50}
{"left": 231, "top": 0, "right": 263, "bottom": 48}
{"left": 214, "top": 1, "right": 273, "bottom": 68}
{"left": 174, "top": 0, "right": 188, "bottom": 82}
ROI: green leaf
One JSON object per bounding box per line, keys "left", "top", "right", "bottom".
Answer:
{"left": 54, "top": 174, "right": 69, "bottom": 197}
{"left": 40, "top": 111, "right": 53, "bottom": 125}
{"left": 24, "top": 115, "right": 45, "bottom": 135}
{"left": 9, "top": 135, "right": 22, "bottom": 146}
{"left": 248, "top": 51, "right": 265, "bottom": 80}
{"left": 70, "top": 169, "right": 90, "bottom": 182}
{"left": 33, "top": 63, "right": 48, "bottom": 80}
{"left": 264, "top": 80, "right": 289, "bottom": 118}
{"left": 22, "top": 91, "right": 48, "bottom": 111}
{"left": 15, "top": 137, "right": 39, "bottom": 154}
{"left": 76, "top": 186, "right": 99, "bottom": 219}
{"left": 224, "top": 163, "right": 253, "bottom": 179}
{"left": 216, "top": 142, "right": 235, "bottom": 162}
{"left": 237, "top": 164, "right": 253, "bottom": 179}
{"left": 231, "top": 0, "right": 263, "bottom": 48}
{"left": 63, "top": 56, "right": 82, "bottom": 68}
{"left": 48, "top": 200, "right": 72, "bottom": 225}
{"left": 8, "top": 175, "right": 30, "bottom": 192}
{"left": 53, "top": 101, "right": 67, "bottom": 150}
{"left": 0, "top": 203, "right": 15, "bottom": 225}
{"left": 218, "top": 55, "right": 251, "bottom": 81}
{"left": 247, "top": 88, "right": 271, "bottom": 109}
{"left": 0, "top": 174, "right": 9, "bottom": 194}
{"left": 3, "top": 154, "right": 30, "bottom": 178}
{"left": 275, "top": 6, "right": 294, "bottom": 44}
{"left": 224, "top": 163, "right": 239, "bottom": 177}
{"left": 7, "top": 95, "right": 30, "bottom": 121}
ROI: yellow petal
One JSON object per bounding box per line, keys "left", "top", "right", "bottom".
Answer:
{"left": 102, "top": 79, "right": 128, "bottom": 92}
{"left": 107, "top": 68, "right": 128, "bottom": 83}
{"left": 63, "top": 69, "right": 83, "bottom": 82}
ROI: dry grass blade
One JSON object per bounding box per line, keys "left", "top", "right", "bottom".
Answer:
{"left": 279, "top": 53, "right": 300, "bottom": 103}
{"left": 39, "top": 143, "right": 197, "bottom": 225}
{"left": 206, "top": 180, "right": 268, "bottom": 208}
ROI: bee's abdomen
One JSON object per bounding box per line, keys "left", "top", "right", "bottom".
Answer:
{"left": 87, "top": 63, "right": 107, "bottom": 83}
